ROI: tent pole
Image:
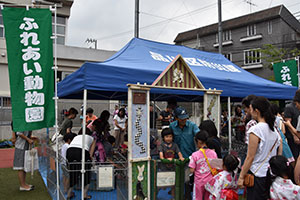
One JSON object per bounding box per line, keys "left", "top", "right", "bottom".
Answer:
{"left": 228, "top": 97, "right": 232, "bottom": 151}
{"left": 53, "top": 4, "right": 60, "bottom": 200}
{"left": 81, "top": 89, "right": 87, "bottom": 200}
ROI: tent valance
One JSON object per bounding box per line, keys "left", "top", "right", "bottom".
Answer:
{"left": 58, "top": 38, "right": 297, "bottom": 100}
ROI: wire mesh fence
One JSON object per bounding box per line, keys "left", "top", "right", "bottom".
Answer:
{"left": 37, "top": 133, "right": 247, "bottom": 200}
{"left": 37, "top": 139, "right": 128, "bottom": 200}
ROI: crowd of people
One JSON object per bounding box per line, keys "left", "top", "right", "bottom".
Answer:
{"left": 57, "top": 106, "right": 129, "bottom": 199}
{"left": 11, "top": 90, "right": 300, "bottom": 200}
{"left": 150, "top": 93, "right": 300, "bottom": 200}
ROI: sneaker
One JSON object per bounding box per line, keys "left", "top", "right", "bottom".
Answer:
{"left": 19, "top": 186, "right": 33, "bottom": 191}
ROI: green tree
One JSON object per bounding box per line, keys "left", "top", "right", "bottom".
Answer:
{"left": 259, "top": 44, "right": 300, "bottom": 69}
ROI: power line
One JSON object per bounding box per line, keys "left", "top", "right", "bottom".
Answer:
{"left": 96, "top": 0, "right": 235, "bottom": 41}
{"left": 140, "top": 11, "right": 195, "bottom": 27}
{"left": 95, "top": 1, "right": 300, "bottom": 43}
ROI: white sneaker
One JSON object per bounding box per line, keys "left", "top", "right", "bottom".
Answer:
{"left": 19, "top": 186, "right": 33, "bottom": 191}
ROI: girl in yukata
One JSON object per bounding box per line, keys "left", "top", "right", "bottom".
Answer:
{"left": 189, "top": 130, "right": 217, "bottom": 200}
{"left": 267, "top": 155, "right": 300, "bottom": 200}
{"left": 205, "top": 154, "right": 240, "bottom": 200}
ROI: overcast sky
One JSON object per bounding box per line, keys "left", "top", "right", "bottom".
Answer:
{"left": 66, "top": 0, "right": 300, "bottom": 51}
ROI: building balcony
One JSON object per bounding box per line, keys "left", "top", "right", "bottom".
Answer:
{"left": 240, "top": 34, "right": 263, "bottom": 42}
{"left": 242, "top": 64, "right": 263, "bottom": 69}
{"left": 213, "top": 40, "right": 233, "bottom": 48}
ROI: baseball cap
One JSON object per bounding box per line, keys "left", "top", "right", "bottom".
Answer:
{"left": 174, "top": 107, "right": 189, "bottom": 119}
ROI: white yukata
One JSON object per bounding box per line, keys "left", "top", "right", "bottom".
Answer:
{"left": 270, "top": 177, "right": 300, "bottom": 200}
{"left": 205, "top": 170, "right": 238, "bottom": 200}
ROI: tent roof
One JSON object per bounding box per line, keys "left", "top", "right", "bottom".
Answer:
{"left": 58, "top": 38, "right": 297, "bottom": 101}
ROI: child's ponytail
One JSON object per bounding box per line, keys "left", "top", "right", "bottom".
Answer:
{"left": 223, "top": 154, "right": 239, "bottom": 177}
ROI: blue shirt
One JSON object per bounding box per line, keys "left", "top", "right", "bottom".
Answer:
{"left": 169, "top": 120, "right": 200, "bottom": 158}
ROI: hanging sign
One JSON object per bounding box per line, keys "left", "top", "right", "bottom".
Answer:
{"left": 3, "top": 7, "right": 54, "bottom": 131}
{"left": 273, "top": 59, "right": 298, "bottom": 87}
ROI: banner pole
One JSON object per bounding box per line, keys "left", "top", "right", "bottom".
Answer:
{"left": 53, "top": 4, "right": 60, "bottom": 200}
{"left": 297, "top": 56, "right": 300, "bottom": 89}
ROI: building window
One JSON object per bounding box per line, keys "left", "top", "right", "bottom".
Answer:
{"left": 244, "top": 49, "right": 261, "bottom": 65}
{"left": 223, "top": 30, "right": 231, "bottom": 41}
{"left": 268, "top": 21, "right": 272, "bottom": 34}
{"left": 52, "top": 16, "right": 66, "bottom": 45}
{"left": 0, "top": 10, "right": 4, "bottom": 38}
{"left": 224, "top": 53, "right": 232, "bottom": 61}
{"left": 0, "top": 97, "right": 11, "bottom": 107}
{"left": 247, "top": 24, "right": 256, "bottom": 36}
{"left": 62, "top": 71, "right": 72, "bottom": 80}
{"left": 216, "top": 30, "right": 232, "bottom": 42}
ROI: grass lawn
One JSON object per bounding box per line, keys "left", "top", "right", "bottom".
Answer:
{"left": 0, "top": 168, "right": 51, "bottom": 200}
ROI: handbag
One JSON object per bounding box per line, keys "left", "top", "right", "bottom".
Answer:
{"left": 200, "top": 148, "right": 219, "bottom": 176}
{"left": 243, "top": 174, "right": 254, "bottom": 187}
{"left": 24, "top": 144, "right": 39, "bottom": 175}
{"left": 243, "top": 137, "right": 278, "bottom": 187}
{"left": 220, "top": 189, "right": 239, "bottom": 200}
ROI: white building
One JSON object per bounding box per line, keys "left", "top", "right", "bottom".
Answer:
{"left": 0, "top": 0, "right": 116, "bottom": 138}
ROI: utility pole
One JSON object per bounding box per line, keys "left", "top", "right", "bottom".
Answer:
{"left": 244, "top": 0, "right": 257, "bottom": 13}
{"left": 134, "top": 0, "right": 139, "bottom": 38}
{"left": 218, "top": 0, "right": 222, "bottom": 54}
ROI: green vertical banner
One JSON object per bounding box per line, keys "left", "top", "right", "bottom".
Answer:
{"left": 273, "top": 59, "right": 298, "bottom": 87}
{"left": 3, "top": 7, "right": 54, "bottom": 132}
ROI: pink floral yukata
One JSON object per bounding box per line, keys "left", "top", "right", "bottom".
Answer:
{"left": 270, "top": 177, "right": 300, "bottom": 200}
{"left": 189, "top": 149, "right": 217, "bottom": 200}
{"left": 205, "top": 170, "right": 238, "bottom": 200}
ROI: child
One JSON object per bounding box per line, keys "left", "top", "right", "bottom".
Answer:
{"left": 158, "top": 128, "right": 184, "bottom": 162}
{"left": 205, "top": 154, "right": 240, "bottom": 200}
{"left": 158, "top": 128, "right": 184, "bottom": 198}
{"left": 267, "top": 155, "right": 300, "bottom": 199}
{"left": 103, "top": 135, "right": 116, "bottom": 159}
{"left": 119, "top": 134, "right": 128, "bottom": 156}
{"left": 189, "top": 130, "right": 217, "bottom": 200}
{"left": 86, "top": 107, "right": 97, "bottom": 125}
{"left": 59, "top": 107, "right": 78, "bottom": 136}
{"left": 61, "top": 133, "right": 75, "bottom": 193}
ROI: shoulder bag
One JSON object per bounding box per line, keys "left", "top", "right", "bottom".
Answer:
{"left": 243, "top": 137, "right": 278, "bottom": 187}
{"left": 200, "top": 148, "right": 219, "bottom": 176}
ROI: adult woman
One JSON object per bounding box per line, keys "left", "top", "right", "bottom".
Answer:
{"left": 66, "top": 128, "right": 96, "bottom": 199}
{"left": 13, "top": 130, "right": 38, "bottom": 191}
{"left": 199, "top": 120, "right": 222, "bottom": 158}
{"left": 113, "top": 108, "right": 127, "bottom": 148}
{"left": 237, "top": 96, "right": 282, "bottom": 200}
{"left": 98, "top": 110, "right": 111, "bottom": 140}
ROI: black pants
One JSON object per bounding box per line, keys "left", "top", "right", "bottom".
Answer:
{"left": 66, "top": 147, "right": 91, "bottom": 187}
{"left": 246, "top": 174, "right": 268, "bottom": 200}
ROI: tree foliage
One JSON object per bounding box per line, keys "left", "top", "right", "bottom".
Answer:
{"left": 259, "top": 44, "right": 300, "bottom": 69}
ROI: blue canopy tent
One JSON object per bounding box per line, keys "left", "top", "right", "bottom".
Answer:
{"left": 58, "top": 38, "right": 297, "bottom": 100}
{"left": 57, "top": 38, "right": 297, "bottom": 198}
